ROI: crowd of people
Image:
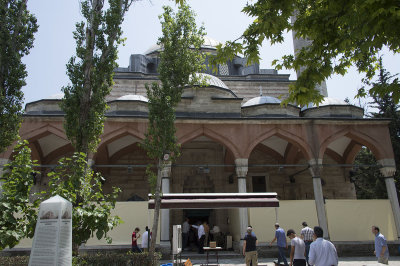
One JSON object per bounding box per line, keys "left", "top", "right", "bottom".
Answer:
{"left": 243, "top": 222, "right": 389, "bottom": 266}
{"left": 131, "top": 221, "right": 390, "bottom": 266}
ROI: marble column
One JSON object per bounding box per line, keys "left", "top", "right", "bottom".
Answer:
{"left": 309, "top": 159, "right": 329, "bottom": 238}
{"left": 0, "top": 158, "right": 10, "bottom": 196}
{"left": 235, "top": 158, "right": 249, "bottom": 240}
{"left": 378, "top": 159, "right": 400, "bottom": 239}
{"left": 160, "top": 161, "right": 172, "bottom": 244}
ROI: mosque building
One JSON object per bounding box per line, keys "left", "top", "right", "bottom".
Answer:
{"left": 2, "top": 36, "right": 398, "bottom": 250}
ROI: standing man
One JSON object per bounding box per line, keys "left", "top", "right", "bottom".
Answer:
{"left": 372, "top": 225, "right": 389, "bottom": 264}
{"left": 182, "top": 217, "right": 190, "bottom": 250}
{"left": 308, "top": 226, "right": 338, "bottom": 266}
{"left": 270, "top": 223, "right": 289, "bottom": 266}
{"left": 192, "top": 221, "right": 206, "bottom": 254}
{"left": 287, "top": 229, "right": 306, "bottom": 266}
{"left": 300, "top": 222, "right": 314, "bottom": 265}
{"left": 141, "top": 226, "right": 151, "bottom": 252}
{"left": 131, "top": 227, "right": 141, "bottom": 253}
{"left": 243, "top": 226, "right": 258, "bottom": 266}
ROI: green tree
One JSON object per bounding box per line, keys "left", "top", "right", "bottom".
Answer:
{"left": 0, "top": 0, "right": 38, "bottom": 152}
{"left": 207, "top": 0, "right": 400, "bottom": 106}
{"left": 61, "top": 0, "right": 133, "bottom": 154}
{"left": 352, "top": 148, "right": 387, "bottom": 199}
{"left": 143, "top": 2, "right": 205, "bottom": 261}
{"left": 0, "top": 140, "right": 40, "bottom": 250}
{"left": 47, "top": 152, "right": 121, "bottom": 254}
{"left": 352, "top": 62, "right": 399, "bottom": 198}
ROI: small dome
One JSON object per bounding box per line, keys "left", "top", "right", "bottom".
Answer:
{"left": 116, "top": 94, "right": 149, "bottom": 102}
{"left": 302, "top": 97, "right": 348, "bottom": 110}
{"left": 191, "top": 73, "right": 229, "bottom": 90}
{"left": 242, "top": 96, "right": 281, "bottom": 107}
{"left": 46, "top": 93, "right": 64, "bottom": 100}
{"left": 144, "top": 36, "right": 222, "bottom": 55}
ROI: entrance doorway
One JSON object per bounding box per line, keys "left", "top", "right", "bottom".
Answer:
{"left": 184, "top": 209, "right": 212, "bottom": 250}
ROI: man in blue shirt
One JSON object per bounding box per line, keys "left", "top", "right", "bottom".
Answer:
{"left": 372, "top": 225, "right": 389, "bottom": 264}
{"left": 270, "top": 223, "right": 288, "bottom": 266}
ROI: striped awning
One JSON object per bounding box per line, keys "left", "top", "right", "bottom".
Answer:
{"left": 148, "top": 193, "right": 279, "bottom": 209}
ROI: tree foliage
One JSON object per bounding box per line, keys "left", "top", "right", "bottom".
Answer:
{"left": 143, "top": 1, "right": 206, "bottom": 261}
{"left": 352, "top": 148, "right": 388, "bottom": 199}
{"left": 61, "top": 0, "right": 133, "bottom": 154}
{"left": 0, "top": 0, "right": 38, "bottom": 153}
{"left": 208, "top": 0, "right": 400, "bottom": 106}
{"left": 0, "top": 140, "right": 40, "bottom": 250}
{"left": 47, "top": 152, "right": 121, "bottom": 254}
{"left": 352, "top": 62, "right": 399, "bottom": 198}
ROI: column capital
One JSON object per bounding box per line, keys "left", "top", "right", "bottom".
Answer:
{"left": 235, "top": 158, "right": 248, "bottom": 178}
{"left": 378, "top": 159, "right": 397, "bottom": 177}
{"left": 308, "top": 159, "right": 323, "bottom": 177}
{"left": 160, "top": 160, "right": 172, "bottom": 178}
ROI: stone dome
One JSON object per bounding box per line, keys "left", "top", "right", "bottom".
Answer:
{"left": 45, "top": 93, "right": 64, "bottom": 100}
{"left": 242, "top": 96, "right": 281, "bottom": 107}
{"left": 116, "top": 94, "right": 149, "bottom": 102}
{"left": 301, "top": 97, "right": 349, "bottom": 110}
{"left": 144, "top": 36, "right": 222, "bottom": 55}
{"left": 191, "top": 73, "right": 230, "bottom": 90}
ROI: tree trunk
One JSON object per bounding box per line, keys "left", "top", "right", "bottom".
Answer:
{"left": 149, "top": 158, "right": 163, "bottom": 265}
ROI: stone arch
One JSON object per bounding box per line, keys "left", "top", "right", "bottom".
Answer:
{"left": 94, "top": 127, "right": 146, "bottom": 162}
{"left": 178, "top": 126, "right": 240, "bottom": 159}
{"left": 21, "top": 124, "right": 67, "bottom": 143}
{"left": 244, "top": 127, "right": 312, "bottom": 160}
{"left": 3, "top": 124, "right": 69, "bottom": 160}
{"left": 319, "top": 128, "right": 384, "bottom": 162}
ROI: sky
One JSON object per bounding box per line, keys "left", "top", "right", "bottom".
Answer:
{"left": 22, "top": 0, "right": 400, "bottom": 107}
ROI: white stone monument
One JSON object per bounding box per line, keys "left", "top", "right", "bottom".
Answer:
{"left": 28, "top": 195, "right": 72, "bottom": 266}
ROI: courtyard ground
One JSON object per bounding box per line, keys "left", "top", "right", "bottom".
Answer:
{"left": 160, "top": 256, "right": 400, "bottom": 265}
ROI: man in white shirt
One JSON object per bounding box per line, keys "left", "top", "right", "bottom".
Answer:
{"left": 309, "top": 226, "right": 338, "bottom": 266}
{"left": 287, "top": 229, "right": 306, "bottom": 266}
{"left": 141, "top": 226, "right": 151, "bottom": 252}
{"left": 192, "top": 221, "right": 206, "bottom": 254}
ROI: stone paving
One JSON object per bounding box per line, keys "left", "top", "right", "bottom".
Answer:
{"left": 160, "top": 256, "right": 400, "bottom": 266}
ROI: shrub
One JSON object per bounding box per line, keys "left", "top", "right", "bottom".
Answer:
{"left": 72, "top": 252, "right": 161, "bottom": 266}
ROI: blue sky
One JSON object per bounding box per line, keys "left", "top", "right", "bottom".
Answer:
{"left": 23, "top": 0, "right": 399, "bottom": 106}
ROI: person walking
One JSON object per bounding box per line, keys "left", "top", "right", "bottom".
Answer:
{"left": 243, "top": 226, "right": 258, "bottom": 266}
{"left": 287, "top": 229, "right": 306, "bottom": 266}
{"left": 300, "top": 222, "right": 314, "bottom": 265}
{"left": 372, "top": 225, "right": 389, "bottom": 264}
{"left": 270, "top": 223, "right": 289, "bottom": 266}
{"left": 308, "top": 226, "right": 338, "bottom": 266}
{"left": 131, "top": 227, "right": 141, "bottom": 253}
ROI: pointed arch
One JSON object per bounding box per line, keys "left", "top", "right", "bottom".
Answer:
{"left": 20, "top": 124, "right": 67, "bottom": 143}
{"left": 245, "top": 127, "right": 312, "bottom": 160}
{"left": 3, "top": 123, "right": 69, "bottom": 160}
{"left": 94, "top": 126, "right": 146, "bottom": 161}
{"left": 178, "top": 126, "right": 240, "bottom": 158}
{"left": 319, "top": 128, "right": 383, "bottom": 161}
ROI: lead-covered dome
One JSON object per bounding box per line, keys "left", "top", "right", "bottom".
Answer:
{"left": 116, "top": 94, "right": 149, "bottom": 102}
{"left": 144, "top": 36, "right": 222, "bottom": 55}
{"left": 242, "top": 96, "right": 281, "bottom": 107}
{"left": 191, "top": 73, "right": 229, "bottom": 90}
{"left": 301, "top": 97, "right": 348, "bottom": 110}
{"left": 301, "top": 97, "right": 363, "bottom": 118}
